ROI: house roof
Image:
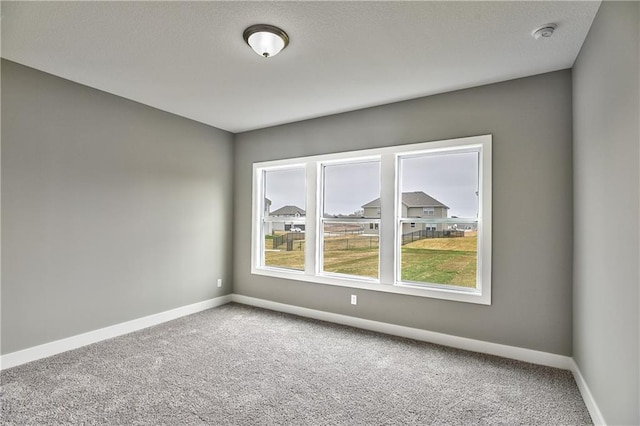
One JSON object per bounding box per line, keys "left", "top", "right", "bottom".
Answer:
{"left": 362, "top": 191, "right": 449, "bottom": 209}
{"left": 270, "top": 205, "right": 306, "bottom": 216}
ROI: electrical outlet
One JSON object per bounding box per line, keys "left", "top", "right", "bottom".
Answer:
{"left": 351, "top": 295, "right": 357, "bottom": 305}
{"left": 217, "top": 278, "right": 222, "bottom": 288}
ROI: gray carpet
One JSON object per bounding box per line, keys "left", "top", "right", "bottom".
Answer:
{"left": 1, "top": 303, "right": 591, "bottom": 425}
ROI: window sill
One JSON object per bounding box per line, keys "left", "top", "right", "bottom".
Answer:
{"left": 251, "top": 267, "right": 490, "bottom": 305}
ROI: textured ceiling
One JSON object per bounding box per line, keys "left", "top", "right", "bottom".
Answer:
{"left": 1, "top": 1, "right": 600, "bottom": 133}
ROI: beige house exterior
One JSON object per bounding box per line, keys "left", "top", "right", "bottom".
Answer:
{"left": 362, "top": 191, "right": 449, "bottom": 234}
{"left": 269, "top": 205, "right": 306, "bottom": 232}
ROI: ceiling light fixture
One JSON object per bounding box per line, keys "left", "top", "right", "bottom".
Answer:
{"left": 532, "top": 23, "right": 557, "bottom": 40}
{"left": 243, "top": 24, "right": 289, "bottom": 58}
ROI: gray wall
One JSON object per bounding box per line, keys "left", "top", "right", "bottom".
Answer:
{"left": 1, "top": 60, "right": 234, "bottom": 354}
{"left": 572, "top": 2, "right": 640, "bottom": 425}
{"left": 234, "top": 70, "right": 574, "bottom": 355}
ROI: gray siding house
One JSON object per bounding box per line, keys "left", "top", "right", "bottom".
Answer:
{"left": 362, "top": 191, "right": 449, "bottom": 234}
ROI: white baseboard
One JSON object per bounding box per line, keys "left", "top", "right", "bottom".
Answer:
{"left": 0, "top": 295, "right": 232, "bottom": 370}
{"left": 1, "top": 292, "right": 605, "bottom": 425}
{"left": 231, "top": 294, "right": 572, "bottom": 370}
{"left": 232, "top": 295, "right": 608, "bottom": 423}
{"left": 568, "top": 358, "right": 606, "bottom": 425}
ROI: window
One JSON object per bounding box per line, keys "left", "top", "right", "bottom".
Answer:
{"left": 321, "top": 160, "right": 380, "bottom": 280}
{"left": 252, "top": 134, "right": 492, "bottom": 304}
{"left": 259, "top": 167, "right": 306, "bottom": 271}
{"left": 399, "top": 150, "right": 479, "bottom": 290}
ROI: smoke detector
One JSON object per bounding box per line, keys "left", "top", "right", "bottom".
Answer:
{"left": 532, "top": 24, "right": 557, "bottom": 40}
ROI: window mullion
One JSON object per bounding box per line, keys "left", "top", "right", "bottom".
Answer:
{"left": 252, "top": 166, "right": 264, "bottom": 270}
{"left": 379, "top": 152, "right": 396, "bottom": 285}
{"left": 305, "top": 161, "right": 319, "bottom": 275}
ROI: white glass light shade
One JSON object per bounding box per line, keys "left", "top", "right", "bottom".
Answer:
{"left": 243, "top": 24, "right": 289, "bottom": 58}
{"left": 248, "top": 32, "right": 285, "bottom": 58}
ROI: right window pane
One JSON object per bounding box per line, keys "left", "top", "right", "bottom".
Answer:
{"left": 399, "top": 150, "right": 479, "bottom": 289}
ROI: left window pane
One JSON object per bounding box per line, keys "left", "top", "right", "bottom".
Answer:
{"left": 263, "top": 168, "right": 306, "bottom": 271}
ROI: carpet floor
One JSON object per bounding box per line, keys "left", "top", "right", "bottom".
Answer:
{"left": 1, "top": 303, "right": 592, "bottom": 425}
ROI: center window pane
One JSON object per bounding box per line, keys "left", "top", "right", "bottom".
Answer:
{"left": 322, "top": 161, "right": 380, "bottom": 279}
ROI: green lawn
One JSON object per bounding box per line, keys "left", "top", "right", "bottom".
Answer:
{"left": 401, "top": 247, "right": 476, "bottom": 287}
{"left": 265, "top": 241, "right": 305, "bottom": 271}
{"left": 323, "top": 248, "right": 379, "bottom": 278}
{"left": 265, "top": 234, "right": 477, "bottom": 287}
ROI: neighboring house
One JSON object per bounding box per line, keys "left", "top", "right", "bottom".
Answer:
{"left": 362, "top": 191, "right": 449, "bottom": 234}
{"left": 269, "top": 205, "right": 306, "bottom": 231}
{"left": 270, "top": 205, "right": 306, "bottom": 217}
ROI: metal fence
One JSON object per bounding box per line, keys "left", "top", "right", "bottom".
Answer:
{"left": 271, "top": 229, "right": 465, "bottom": 252}
{"left": 323, "top": 236, "right": 379, "bottom": 251}
{"left": 401, "top": 229, "right": 465, "bottom": 245}
{"left": 272, "top": 232, "right": 305, "bottom": 250}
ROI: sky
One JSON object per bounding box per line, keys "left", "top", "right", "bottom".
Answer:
{"left": 324, "top": 161, "right": 379, "bottom": 215}
{"left": 265, "top": 168, "right": 306, "bottom": 211}
{"left": 265, "top": 151, "right": 479, "bottom": 218}
{"left": 401, "top": 151, "right": 478, "bottom": 218}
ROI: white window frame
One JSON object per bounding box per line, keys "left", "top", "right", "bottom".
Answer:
{"left": 251, "top": 134, "right": 492, "bottom": 305}
{"left": 423, "top": 207, "right": 435, "bottom": 215}
{"left": 319, "top": 158, "right": 381, "bottom": 280}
